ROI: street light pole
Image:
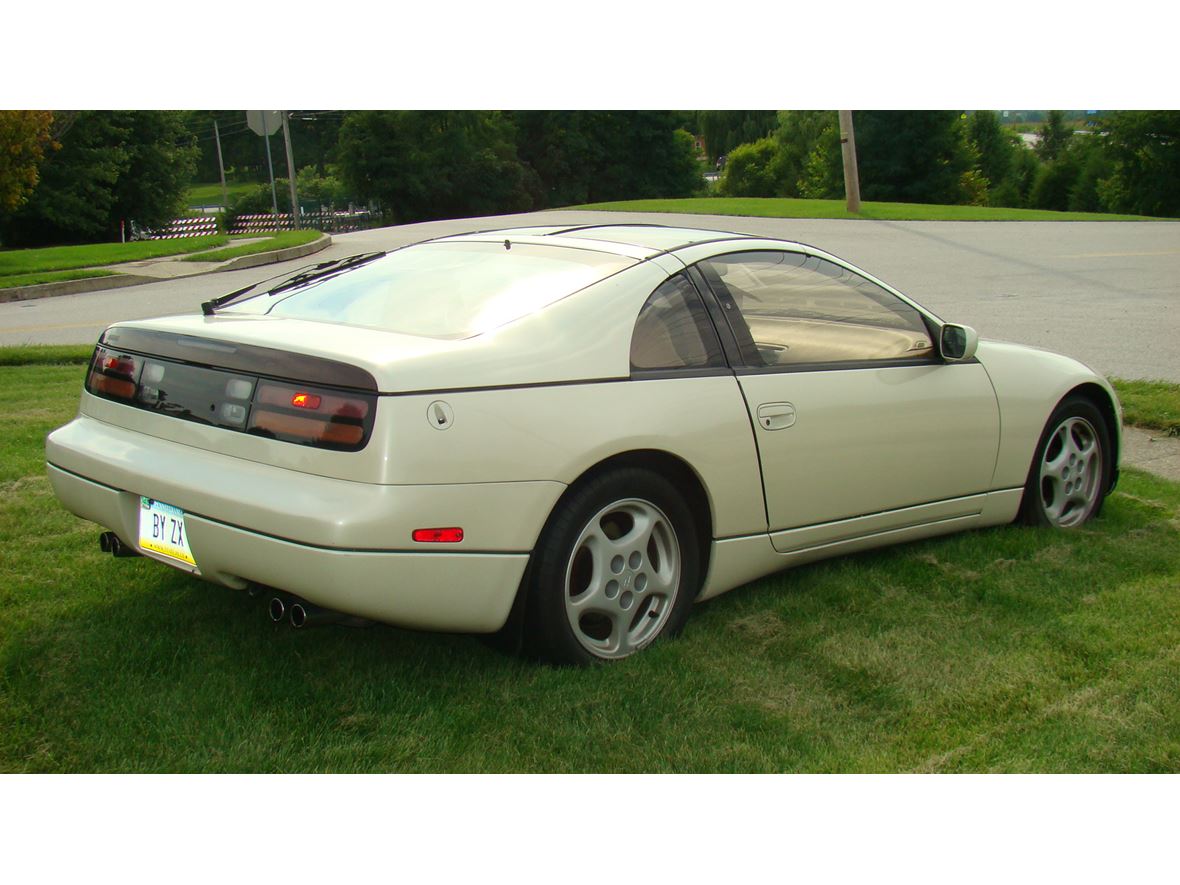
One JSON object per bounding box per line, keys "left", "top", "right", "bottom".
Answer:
{"left": 263, "top": 130, "right": 279, "bottom": 218}
{"left": 281, "top": 112, "right": 300, "bottom": 230}
{"left": 838, "top": 110, "right": 861, "bottom": 214}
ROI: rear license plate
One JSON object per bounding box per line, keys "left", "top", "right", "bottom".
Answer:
{"left": 138, "top": 497, "right": 197, "bottom": 568}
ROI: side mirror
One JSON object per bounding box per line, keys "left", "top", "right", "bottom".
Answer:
{"left": 940, "top": 323, "right": 978, "bottom": 362}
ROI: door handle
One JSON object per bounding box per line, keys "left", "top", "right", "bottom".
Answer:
{"left": 756, "top": 402, "right": 797, "bottom": 430}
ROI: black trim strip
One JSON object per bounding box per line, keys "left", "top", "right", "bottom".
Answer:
{"left": 376, "top": 376, "right": 629, "bottom": 398}
{"left": 100, "top": 327, "right": 378, "bottom": 391}
{"left": 734, "top": 356, "right": 948, "bottom": 376}
{"left": 629, "top": 368, "right": 735, "bottom": 382}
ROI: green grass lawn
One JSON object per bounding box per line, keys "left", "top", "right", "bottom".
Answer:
{"left": 2, "top": 353, "right": 1179, "bottom": 772}
{"left": 566, "top": 197, "right": 1167, "bottom": 222}
{"left": 186, "top": 181, "right": 258, "bottom": 207}
{"left": 1113, "top": 379, "right": 1180, "bottom": 436}
{"left": 181, "top": 229, "right": 324, "bottom": 262}
{"left": 0, "top": 237, "right": 230, "bottom": 279}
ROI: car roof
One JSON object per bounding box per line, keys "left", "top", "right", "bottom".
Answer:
{"left": 435, "top": 223, "right": 795, "bottom": 259}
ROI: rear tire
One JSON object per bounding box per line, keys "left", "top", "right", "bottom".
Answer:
{"left": 525, "top": 468, "right": 700, "bottom": 665}
{"left": 1019, "top": 396, "right": 1110, "bottom": 528}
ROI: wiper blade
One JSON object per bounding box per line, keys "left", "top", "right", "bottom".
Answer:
{"left": 265, "top": 251, "right": 387, "bottom": 297}
{"left": 200, "top": 251, "right": 387, "bottom": 317}
{"left": 200, "top": 256, "right": 341, "bottom": 317}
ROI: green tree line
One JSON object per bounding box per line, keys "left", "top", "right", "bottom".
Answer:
{"left": 3, "top": 110, "right": 1176, "bottom": 248}
{"left": 717, "top": 110, "right": 1180, "bottom": 218}
{"left": 0, "top": 110, "right": 705, "bottom": 247}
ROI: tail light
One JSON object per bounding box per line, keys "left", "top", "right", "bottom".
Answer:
{"left": 86, "top": 345, "right": 142, "bottom": 400}
{"left": 248, "top": 381, "right": 374, "bottom": 449}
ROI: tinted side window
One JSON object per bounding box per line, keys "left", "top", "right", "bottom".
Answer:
{"left": 630, "top": 275, "right": 725, "bottom": 371}
{"left": 700, "top": 251, "right": 934, "bottom": 368}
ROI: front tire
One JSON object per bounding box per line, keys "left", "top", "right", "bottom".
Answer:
{"left": 525, "top": 469, "right": 700, "bottom": 665}
{"left": 1020, "top": 396, "right": 1110, "bottom": 528}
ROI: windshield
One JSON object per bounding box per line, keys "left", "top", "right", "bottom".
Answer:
{"left": 225, "top": 241, "right": 636, "bottom": 339}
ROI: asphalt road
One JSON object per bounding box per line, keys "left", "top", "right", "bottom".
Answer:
{"left": 2, "top": 210, "right": 1177, "bottom": 381}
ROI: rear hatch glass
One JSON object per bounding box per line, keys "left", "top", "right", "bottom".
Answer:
{"left": 224, "top": 240, "right": 636, "bottom": 339}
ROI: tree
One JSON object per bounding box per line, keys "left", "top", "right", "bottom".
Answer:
{"left": 1036, "top": 110, "right": 1072, "bottom": 162}
{"left": 506, "top": 111, "right": 701, "bottom": 208}
{"left": 1, "top": 111, "right": 197, "bottom": 246}
{"left": 719, "top": 137, "right": 780, "bottom": 197}
{"left": 110, "top": 111, "right": 200, "bottom": 230}
{"left": 851, "top": 111, "right": 975, "bottom": 205}
{"left": 337, "top": 111, "right": 537, "bottom": 224}
{"left": 966, "top": 110, "right": 1023, "bottom": 205}
{"left": 1093, "top": 110, "right": 1180, "bottom": 217}
{"left": 0, "top": 110, "right": 56, "bottom": 213}
{"left": 698, "top": 111, "right": 778, "bottom": 163}
{"left": 186, "top": 111, "right": 347, "bottom": 185}
{"left": 774, "top": 110, "right": 839, "bottom": 197}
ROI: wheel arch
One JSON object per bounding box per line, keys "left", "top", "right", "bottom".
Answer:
{"left": 488, "top": 448, "right": 716, "bottom": 655}
{"left": 562, "top": 449, "right": 715, "bottom": 585}
{"left": 1064, "top": 381, "right": 1121, "bottom": 492}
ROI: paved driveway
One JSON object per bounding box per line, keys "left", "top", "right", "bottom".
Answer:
{"left": 2, "top": 210, "right": 1177, "bottom": 381}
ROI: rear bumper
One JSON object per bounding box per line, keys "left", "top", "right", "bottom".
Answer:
{"left": 46, "top": 416, "right": 563, "bottom": 632}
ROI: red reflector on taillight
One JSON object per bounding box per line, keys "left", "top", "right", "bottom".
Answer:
{"left": 102, "top": 356, "right": 137, "bottom": 376}
{"left": 412, "top": 528, "right": 464, "bottom": 543}
{"left": 291, "top": 392, "right": 322, "bottom": 409}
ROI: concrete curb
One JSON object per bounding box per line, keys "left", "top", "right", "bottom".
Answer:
{"left": 0, "top": 273, "right": 161, "bottom": 304}
{"left": 0, "top": 234, "right": 333, "bottom": 303}
{"left": 216, "top": 233, "right": 331, "bottom": 271}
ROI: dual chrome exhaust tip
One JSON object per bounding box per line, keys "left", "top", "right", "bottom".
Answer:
{"left": 268, "top": 594, "right": 369, "bottom": 629}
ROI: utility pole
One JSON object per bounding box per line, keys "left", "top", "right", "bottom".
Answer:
{"left": 213, "top": 120, "right": 228, "bottom": 211}
{"left": 838, "top": 110, "right": 861, "bottom": 214}
{"left": 281, "top": 112, "right": 300, "bottom": 230}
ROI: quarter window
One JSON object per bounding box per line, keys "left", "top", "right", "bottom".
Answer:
{"left": 630, "top": 275, "right": 725, "bottom": 372}
{"left": 699, "top": 251, "right": 934, "bottom": 368}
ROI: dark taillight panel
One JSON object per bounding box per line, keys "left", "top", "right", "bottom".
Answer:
{"left": 83, "top": 339, "right": 378, "bottom": 452}
{"left": 87, "top": 345, "right": 143, "bottom": 401}
{"left": 247, "top": 381, "right": 374, "bottom": 449}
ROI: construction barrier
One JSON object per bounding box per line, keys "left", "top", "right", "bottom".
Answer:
{"left": 145, "top": 217, "right": 220, "bottom": 240}
{"left": 228, "top": 210, "right": 376, "bottom": 236}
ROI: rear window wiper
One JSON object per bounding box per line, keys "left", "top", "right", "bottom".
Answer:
{"left": 265, "top": 251, "right": 387, "bottom": 297}
{"left": 200, "top": 251, "right": 386, "bottom": 316}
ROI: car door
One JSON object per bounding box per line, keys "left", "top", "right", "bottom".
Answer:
{"left": 693, "top": 250, "right": 1000, "bottom": 553}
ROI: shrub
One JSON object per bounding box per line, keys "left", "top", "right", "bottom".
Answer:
{"left": 719, "top": 137, "right": 782, "bottom": 197}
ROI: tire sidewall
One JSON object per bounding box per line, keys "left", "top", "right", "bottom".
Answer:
{"left": 526, "top": 468, "right": 700, "bottom": 665}
{"left": 1020, "top": 396, "right": 1111, "bottom": 527}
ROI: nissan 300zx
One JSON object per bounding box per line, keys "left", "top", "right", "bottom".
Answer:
{"left": 45, "top": 224, "right": 1121, "bottom": 664}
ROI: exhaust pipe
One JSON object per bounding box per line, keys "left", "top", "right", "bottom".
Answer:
{"left": 290, "top": 600, "right": 371, "bottom": 629}
{"left": 99, "top": 531, "right": 140, "bottom": 558}
{"left": 268, "top": 596, "right": 288, "bottom": 623}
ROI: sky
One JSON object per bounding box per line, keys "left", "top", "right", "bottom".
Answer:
{"left": 6, "top": 0, "right": 1172, "bottom": 110}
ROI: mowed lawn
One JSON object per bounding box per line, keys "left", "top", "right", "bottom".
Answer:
{"left": 2, "top": 353, "right": 1179, "bottom": 772}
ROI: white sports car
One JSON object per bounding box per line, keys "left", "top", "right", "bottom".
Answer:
{"left": 46, "top": 224, "right": 1121, "bottom": 664}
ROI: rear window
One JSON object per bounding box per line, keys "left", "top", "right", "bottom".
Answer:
{"left": 227, "top": 241, "right": 636, "bottom": 339}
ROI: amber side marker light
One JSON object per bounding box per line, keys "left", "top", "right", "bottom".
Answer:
{"left": 412, "top": 528, "right": 464, "bottom": 543}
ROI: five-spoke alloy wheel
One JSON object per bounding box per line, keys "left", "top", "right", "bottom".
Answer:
{"left": 1021, "top": 396, "right": 1111, "bottom": 528}
{"left": 526, "top": 468, "right": 699, "bottom": 665}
